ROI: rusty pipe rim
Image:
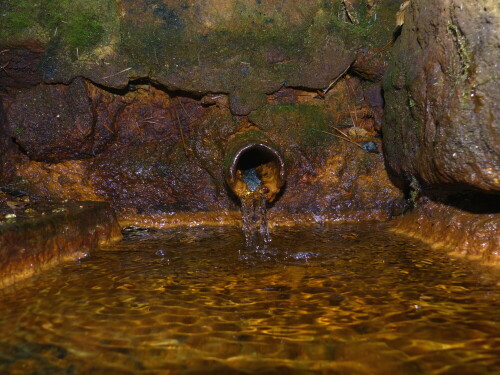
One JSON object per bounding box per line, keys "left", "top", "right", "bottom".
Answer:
{"left": 226, "top": 142, "right": 286, "bottom": 186}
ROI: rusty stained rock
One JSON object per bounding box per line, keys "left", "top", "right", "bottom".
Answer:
{"left": 14, "top": 160, "right": 103, "bottom": 201}
{"left": 271, "top": 141, "right": 401, "bottom": 221}
{"left": 3, "top": 76, "right": 402, "bottom": 222}
{"left": 5, "top": 78, "right": 124, "bottom": 162}
{"left": 0, "top": 201, "right": 121, "bottom": 288}
{"left": 7, "top": 82, "right": 232, "bottom": 214}
{"left": 392, "top": 201, "right": 500, "bottom": 265}
{"left": 383, "top": 0, "right": 500, "bottom": 193}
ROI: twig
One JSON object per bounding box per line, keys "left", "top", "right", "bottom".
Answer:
{"left": 102, "top": 67, "right": 132, "bottom": 80}
{"left": 154, "top": 48, "right": 159, "bottom": 66}
{"left": 0, "top": 62, "right": 10, "bottom": 76}
{"left": 173, "top": 106, "right": 189, "bottom": 157}
{"left": 178, "top": 99, "right": 193, "bottom": 123}
{"left": 319, "top": 130, "right": 364, "bottom": 149}
{"left": 213, "top": 99, "right": 230, "bottom": 109}
{"left": 331, "top": 126, "right": 350, "bottom": 139}
{"left": 141, "top": 120, "right": 161, "bottom": 125}
{"left": 323, "top": 62, "right": 352, "bottom": 95}
{"left": 345, "top": 79, "right": 359, "bottom": 127}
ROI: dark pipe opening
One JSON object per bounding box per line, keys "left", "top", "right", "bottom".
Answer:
{"left": 225, "top": 141, "right": 286, "bottom": 203}
{"left": 236, "top": 146, "right": 277, "bottom": 172}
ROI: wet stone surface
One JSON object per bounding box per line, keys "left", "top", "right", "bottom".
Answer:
{"left": 383, "top": 0, "right": 500, "bottom": 193}
{"left": 0, "top": 190, "right": 121, "bottom": 287}
{"left": 0, "top": 224, "right": 499, "bottom": 374}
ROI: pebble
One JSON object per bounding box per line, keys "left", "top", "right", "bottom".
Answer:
{"left": 360, "top": 141, "right": 379, "bottom": 153}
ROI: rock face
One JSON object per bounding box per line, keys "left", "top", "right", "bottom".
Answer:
{"left": 0, "top": 0, "right": 405, "bottom": 224}
{"left": 6, "top": 78, "right": 120, "bottom": 162}
{"left": 3, "top": 79, "right": 401, "bottom": 222}
{"left": 383, "top": 0, "right": 500, "bottom": 194}
{"left": 0, "top": 0, "right": 401, "bottom": 114}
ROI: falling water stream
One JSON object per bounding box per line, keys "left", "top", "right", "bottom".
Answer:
{"left": 240, "top": 167, "right": 271, "bottom": 249}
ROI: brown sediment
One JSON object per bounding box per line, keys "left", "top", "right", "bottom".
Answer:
{"left": 0, "top": 202, "right": 121, "bottom": 288}
{"left": 391, "top": 201, "right": 500, "bottom": 265}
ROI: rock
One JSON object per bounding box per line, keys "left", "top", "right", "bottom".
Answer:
{"left": 360, "top": 141, "right": 379, "bottom": 154}
{"left": 6, "top": 79, "right": 95, "bottom": 162}
{"left": 0, "top": 42, "right": 44, "bottom": 89}
{"left": 1, "top": 1, "right": 399, "bottom": 114}
{"left": 229, "top": 91, "right": 268, "bottom": 116}
{"left": 351, "top": 47, "right": 388, "bottom": 82}
{"left": 242, "top": 168, "right": 261, "bottom": 192}
{"left": 383, "top": 0, "right": 500, "bottom": 194}
{"left": 5, "top": 78, "right": 123, "bottom": 162}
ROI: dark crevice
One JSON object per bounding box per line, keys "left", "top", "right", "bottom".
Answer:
{"left": 10, "top": 137, "right": 29, "bottom": 157}
{"left": 423, "top": 187, "right": 500, "bottom": 214}
{"left": 88, "top": 76, "right": 209, "bottom": 100}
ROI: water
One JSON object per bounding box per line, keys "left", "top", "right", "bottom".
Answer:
{"left": 240, "top": 192, "right": 270, "bottom": 249}
{"left": 240, "top": 167, "right": 270, "bottom": 248}
{"left": 0, "top": 223, "right": 499, "bottom": 374}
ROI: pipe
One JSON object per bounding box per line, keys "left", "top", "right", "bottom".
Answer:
{"left": 224, "top": 130, "right": 286, "bottom": 203}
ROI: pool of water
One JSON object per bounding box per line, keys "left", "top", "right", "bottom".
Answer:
{"left": 1, "top": 223, "right": 499, "bottom": 374}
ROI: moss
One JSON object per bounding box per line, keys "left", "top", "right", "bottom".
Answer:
{"left": 198, "top": 7, "right": 308, "bottom": 67}
{"left": 447, "top": 21, "right": 472, "bottom": 81}
{"left": 308, "top": 0, "right": 400, "bottom": 49}
{"left": 14, "top": 127, "right": 25, "bottom": 136}
{"left": 0, "top": 1, "right": 42, "bottom": 42}
{"left": 1, "top": 0, "right": 114, "bottom": 51}
{"left": 249, "top": 104, "right": 334, "bottom": 149}
{"left": 2, "top": 2, "right": 39, "bottom": 31}
{"left": 63, "top": 11, "right": 104, "bottom": 50}
{"left": 119, "top": 22, "right": 170, "bottom": 68}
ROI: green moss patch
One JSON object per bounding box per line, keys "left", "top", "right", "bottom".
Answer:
{"left": 1, "top": 0, "right": 115, "bottom": 51}
{"left": 249, "top": 104, "right": 335, "bottom": 149}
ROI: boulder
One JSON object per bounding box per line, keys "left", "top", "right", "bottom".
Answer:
{"left": 383, "top": 0, "right": 500, "bottom": 193}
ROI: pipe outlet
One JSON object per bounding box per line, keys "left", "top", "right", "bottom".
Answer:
{"left": 224, "top": 130, "right": 286, "bottom": 203}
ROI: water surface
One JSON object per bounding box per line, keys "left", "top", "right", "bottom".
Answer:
{"left": 1, "top": 223, "right": 499, "bottom": 374}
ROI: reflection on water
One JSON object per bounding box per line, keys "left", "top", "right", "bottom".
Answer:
{"left": 0, "top": 223, "right": 499, "bottom": 374}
